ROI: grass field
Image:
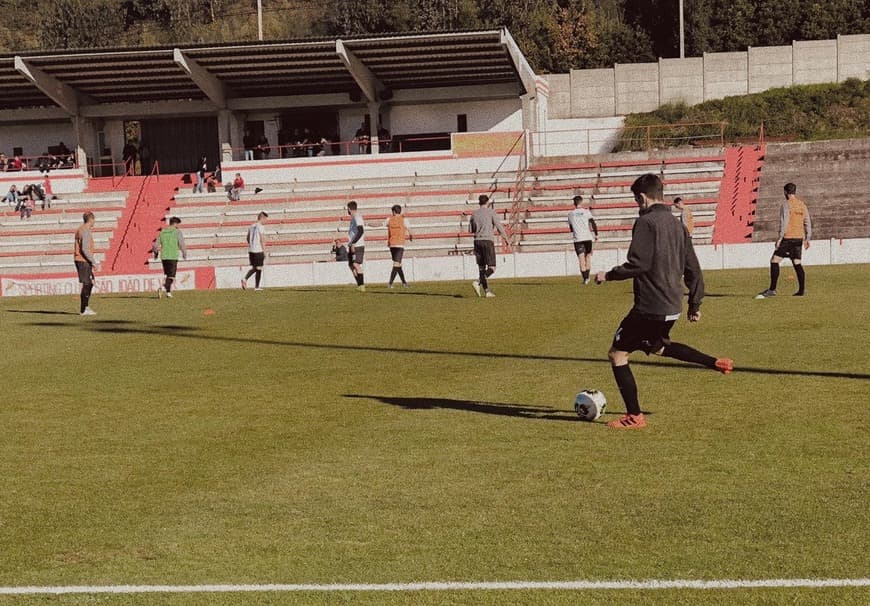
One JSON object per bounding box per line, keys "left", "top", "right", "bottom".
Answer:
{"left": 1, "top": 264, "right": 868, "bottom": 605}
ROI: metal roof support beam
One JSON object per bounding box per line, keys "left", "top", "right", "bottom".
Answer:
{"left": 13, "top": 56, "right": 86, "bottom": 115}
{"left": 336, "top": 39, "right": 386, "bottom": 103}
{"left": 499, "top": 28, "right": 537, "bottom": 96}
{"left": 173, "top": 48, "right": 227, "bottom": 109}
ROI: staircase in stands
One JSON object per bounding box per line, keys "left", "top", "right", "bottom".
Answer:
{"left": 712, "top": 144, "right": 766, "bottom": 244}
{"left": 89, "top": 172, "right": 186, "bottom": 275}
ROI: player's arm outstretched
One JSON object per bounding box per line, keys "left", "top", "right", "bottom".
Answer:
{"left": 596, "top": 222, "right": 652, "bottom": 283}
{"left": 683, "top": 230, "right": 705, "bottom": 322}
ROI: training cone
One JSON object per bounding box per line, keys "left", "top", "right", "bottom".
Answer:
{"left": 204, "top": 308, "right": 216, "bottom": 316}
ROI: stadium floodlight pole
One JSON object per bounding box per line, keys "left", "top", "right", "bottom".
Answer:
{"left": 679, "top": 0, "right": 685, "bottom": 58}
{"left": 257, "top": 0, "right": 263, "bottom": 41}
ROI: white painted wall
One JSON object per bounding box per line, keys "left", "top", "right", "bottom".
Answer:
{"left": 209, "top": 237, "right": 870, "bottom": 290}
{"left": 535, "top": 117, "right": 626, "bottom": 156}
{"left": 0, "top": 121, "right": 75, "bottom": 161}
{"left": 389, "top": 98, "right": 522, "bottom": 136}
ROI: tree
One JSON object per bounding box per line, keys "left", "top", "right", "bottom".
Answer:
{"left": 39, "top": 0, "right": 125, "bottom": 49}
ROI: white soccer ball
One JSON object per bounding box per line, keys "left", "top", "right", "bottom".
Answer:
{"left": 574, "top": 390, "right": 607, "bottom": 421}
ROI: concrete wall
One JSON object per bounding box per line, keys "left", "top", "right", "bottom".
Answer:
{"left": 748, "top": 45, "right": 792, "bottom": 93}
{"left": 614, "top": 63, "right": 659, "bottom": 114}
{"left": 0, "top": 121, "right": 75, "bottom": 161}
{"left": 569, "top": 69, "right": 616, "bottom": 118}
{"left": 534, "top": 117, "right": 625, "bottom": 156}
{"left": 659, "top": 57, "right": 704, "bottom": 106}
{"left": 545, "top": 34, "right": 870, "bottom": 118}
{"left": 389, "top": 98, "right": 522, "bottom": 136}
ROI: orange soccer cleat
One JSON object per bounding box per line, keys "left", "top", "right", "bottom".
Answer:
{"left": 607, "top": 413, "right": 647, "bottom": 429}
{"left": 715, "top": 358, "right": 734, "bottom": 375}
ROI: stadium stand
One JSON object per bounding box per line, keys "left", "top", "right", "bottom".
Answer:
{"left": 753, "top": 138, "right": 870, "bottom": 241}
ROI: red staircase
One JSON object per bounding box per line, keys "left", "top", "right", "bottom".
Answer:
{"left": 88, "top": 170, "right": 187, "bottom": 274}
{"left": 712, "top": 145, "right": 766, "bottom": 244}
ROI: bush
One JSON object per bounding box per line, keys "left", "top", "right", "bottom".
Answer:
{"left": 617, "top": 79, "right": 870, "bottom": 150}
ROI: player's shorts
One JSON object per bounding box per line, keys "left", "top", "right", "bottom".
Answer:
{"left": 774, "top": 238, "right": 804, "bottom": 260}
{"left": 249, "top": 252, "right": 265, "bottom": 268}
{"left": 161, "top": 259, "right": 178, "bottom": 278}
{"left": 474, "top": 240, "right": 497, "bottom": 268}
{"left": 389, "top": 247, "right": 404, "bottom": 263}
{"left": 611, "top": 312, "right": 676, "bottom": 355}
{"left": 573, "top": 240, "right": 592, "bottom": 256}
{"left": 75, "top": 261, "right": 93, "bottom": 286}
{"left": 349, "top": 246, "right": 365, "bottom": 266}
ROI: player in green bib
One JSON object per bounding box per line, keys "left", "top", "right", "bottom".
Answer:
{"left": 153, "top": 216, "right": 188, "bottom": 298}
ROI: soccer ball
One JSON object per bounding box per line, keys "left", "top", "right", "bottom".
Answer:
{"left": 574, "top": 390, "right": 607, "bottom": 421}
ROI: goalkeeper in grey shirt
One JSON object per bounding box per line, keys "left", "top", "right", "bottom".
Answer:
{"left": 469, "top": 194, "right": 511, "bottom": 298}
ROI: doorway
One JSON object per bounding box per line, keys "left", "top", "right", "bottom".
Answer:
{"left": 140, "top": 117, "right": 219, "bottom": 175}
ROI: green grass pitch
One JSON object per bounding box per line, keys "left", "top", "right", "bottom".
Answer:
{"left": 1, "top": 264, "right": 868, "bottom": 605}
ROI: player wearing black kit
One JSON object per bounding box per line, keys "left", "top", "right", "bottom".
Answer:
{"left": 595, "top": 174, "right": 733, "bottom": 429}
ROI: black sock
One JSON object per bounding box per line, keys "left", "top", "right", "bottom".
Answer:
{"left": 164, "top": 278, "right": 172, "bottom": 292}
{"left": 478, "top": 268, "right": 488, "bottom": 291}
{"left": 254, "top": 270, "right": 262, "bottom": 288}
{"left": 244, "top": 268, "right": 256, "bottom": 281}
{"left": 389, "top": 268, "right": 398, "bottom": 285}
{"left": 662, "top": 342, "right": 717, "bottom": 369}
{"left": 769, "top": 262, "right": 780, "bottom": 291}
{"left": 612, "top": 364, "right": 641, "bottom": 416}
{"left": 794, "top": 264, "right": 805, "bottom": 293}
{"left": 358, "top": 273, "right": 364, "bottom": 286}
{"left": 397, "top": 267, "right": 406, "bottom": 284}
{"left": 485, "top": 267, "right": 495, "bottom": 278}
{"left": 581, "top": 270, "right": 590, "bottom": 280}
{"left": 80, "top": 284, "right": 93, "bottom": 313}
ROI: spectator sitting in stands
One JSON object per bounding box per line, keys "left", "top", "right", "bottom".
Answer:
{"left": 10, "top": 155, "right": 26, "bottom": 171}
{"left": 3, "top": 184, "right": 19, "bottom": 207}
{"left": 19, "top": 194, "right": 34, "bottom": 220}
{"left": 205, "top": 173, "right": 218, "bottom": 193}
{"left": 0, "top": 153, "right": 8, "bottom": 171}
{"left": 332, "top": 238, "right": 348, "bottom": 262}
{"left": 226, "top": 172, "right": 244, "bottom": 201}
{"left": 317, "top": 135, "right": 331, "bottom": 156}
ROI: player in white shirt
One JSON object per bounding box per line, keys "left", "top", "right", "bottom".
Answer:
{"left": 346, "top": 201, "right": 366, "bottom": 292}
{"left": 568, "top": 195, "right": 598, "bottom": 284}
{"left": 242, "top": 211, "right": 268, "bottom": 291}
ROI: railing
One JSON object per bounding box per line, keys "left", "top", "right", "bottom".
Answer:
{"left": 1, "top": 154, "right": 78, "bottom": 173}
{"left": 530, "top": 121, "right": 728, "bottom": 156}
{"left": 228, "top": 134, "right": 453, "bottom": 161}
{"left": 109, "top": 161, "right": 159, "bottom": 272}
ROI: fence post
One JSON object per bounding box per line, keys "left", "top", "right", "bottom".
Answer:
{"left": 646, "top": 125, "right": 651, "bottom": 151}
{"left": 720, "top": 122, "right": 726, "bottom": 147}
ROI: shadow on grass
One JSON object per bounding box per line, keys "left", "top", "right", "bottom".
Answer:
{"left": 344, "top": 394, "right": 588, "bottom": 422}
{"left": 17, "top": 318, "right": 870, "bottom": 382}
{"left": 5, "top": 309, "right": 78, "bottom": 316}
{"left": 293, "top": 287, "right": 464, "bottom": 298}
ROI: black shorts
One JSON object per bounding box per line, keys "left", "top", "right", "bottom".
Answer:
{"left": 161, "top": 259, "right": 178, "bottom": 278}
{"left": 349, "top": 246, "right": 365, "bottom": 266}
{"left": 573, "top": 240, "right": 592, "bottom": 256}
{"left": 75, "top": 261, "right": 93, "bottom": 286}
{"left": 390, "top": 247, "right": 404, "bottom": 263}
{"left": 774, "top": 238, "right": 804, "bottom": 260}
{"left": 474, "top": 240, "right": 497, "bottom": 268}
{"left": 612, "top": 312, "right": 676, "bottom": 355}
{"left": 249, "top": 252, "right": 265, "bottom": 268}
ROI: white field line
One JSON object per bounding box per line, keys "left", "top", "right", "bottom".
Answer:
{"left": 1, "top": 578, "right": 868, "bottom": 595}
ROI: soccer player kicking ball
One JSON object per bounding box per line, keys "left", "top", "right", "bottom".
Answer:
{"left": 756, "top": 182, "right": 812, "bottom": 299}
{"left": 154, "top": 216, "right": 187, "bottom": 298}
{"left": 595, "top": 174, "right": 733, "bottom": 429}
{"left": 469, "top": 194, "right": 510, "bottom": 298}
{"left": 347, "top": 201, "right": 366, "bottom": 292}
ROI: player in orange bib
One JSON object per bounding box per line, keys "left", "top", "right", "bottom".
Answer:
{"left": 381, "top": 204, "right": 413, "bottom": 288}
{"left": 756, "top": 183, "right": 812, "bottom": 298}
